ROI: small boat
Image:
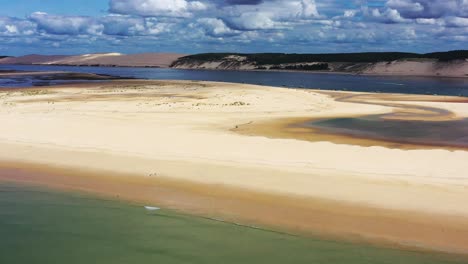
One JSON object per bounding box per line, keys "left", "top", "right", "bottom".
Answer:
{"left": 144, "top": 206, "right": 160, "bottom": 211}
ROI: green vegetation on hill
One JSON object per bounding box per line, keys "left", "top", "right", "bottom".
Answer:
{"left": 175, "top": 50, "right": 468, "bottom": 65}
{"left": 424, "top": 50, "right": 468, "bottom": 61}
{"left": 270, "top": 63, "right": 330, "bottom": 71}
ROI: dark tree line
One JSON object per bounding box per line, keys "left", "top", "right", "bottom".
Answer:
{"left": 175, "top": 50, "right": 468, "bottom": 66}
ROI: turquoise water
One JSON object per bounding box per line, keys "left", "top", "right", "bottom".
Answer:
{"left": 0, "top": 182, "right": 466, "bottom": 264}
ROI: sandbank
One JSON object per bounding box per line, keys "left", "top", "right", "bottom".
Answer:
{"left": 1, "top": 80, "right": 468, "bottom": 254}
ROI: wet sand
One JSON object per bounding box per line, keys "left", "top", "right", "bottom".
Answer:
{"left": 1, "top": 80, "right": 468, "bottom": 255}
{"left": 0, "top": 71, "right": 120, "bottom": 79}
{"left": 2, "top": 162, "right": 468, "bottom": 256}
{"left": 236, "top": 91, "right": 468, "bottom": 150}
{"left": 0, "top": 70, "right": 129, "bottom": 88}
{"left": 3, "top": 182, "right": 466, "bottom": 264}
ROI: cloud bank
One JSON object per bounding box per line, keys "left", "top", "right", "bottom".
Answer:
{"left": 1, "top": 0, "right": 467, "bottom": 55}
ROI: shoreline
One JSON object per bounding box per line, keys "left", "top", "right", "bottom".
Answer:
{"left": 235, "top": 91, "right": 468, "bottom": 150}
{"left": 173, "top": 66, "right": 468, "bottom": 79}
{"left": 2, "top": 161, "right": 468, "bottom": 257}
{"left": 3, "top": 181, "right": 467, "bottom": 264}
{"left": 1, "top": 79, "right": 468, "bottom": 255}
{"left": 3, "top": 63, "right": 468, "bottom": 79}
{"left": 169, "top": 62, "right": 468, "bottom": 79}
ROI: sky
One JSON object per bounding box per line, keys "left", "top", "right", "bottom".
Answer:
{"left": 1, "top": 0, "right": 467, "bottom": 56}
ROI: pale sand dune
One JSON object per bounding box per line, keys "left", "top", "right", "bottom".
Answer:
{"left": 364, "top": 59, "right": 468, "bottom": 77}
{"left": 0, "top": 54, "right": 68, "bottom": 64}
{"left": 1, "top": 80, "right": 468, "bottom": 253}
{"left": 0, "top": 53, "right": 185, "bottom": 67}
{"left": 173, "top": 57, "right": 468, "bottom": 78}
{"left": 42, "top": 53, "right": 185, "bottom": 67}
{"left": 43, "top": 53, "right": 123, "bottom": 65}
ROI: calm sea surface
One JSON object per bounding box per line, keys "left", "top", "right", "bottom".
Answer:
{"left": 1, "top": 64, "right": 468, "bottom": 97}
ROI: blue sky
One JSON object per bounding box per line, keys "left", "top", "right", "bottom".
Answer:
{"left": 1, "top": 0, "right": 467, "bottom": 56}
{"left": 0, "top": 0, "right": 108, "bottom": 16}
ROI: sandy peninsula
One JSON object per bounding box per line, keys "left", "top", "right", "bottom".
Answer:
{"left": 1, "top": 80, "right": 468, "bottom": 255}
{"left": 0, "top": 53, "right": 185, "bottom": 68}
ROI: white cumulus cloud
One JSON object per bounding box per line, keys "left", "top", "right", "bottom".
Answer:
{"left": 197, "top": 18, "right": 240, "bottom": 36}
{"left": 29, "top": 12, "right": 101, "bottom": 35}
{"left": 109, "top": 0, "right": 207, "bottom": 17}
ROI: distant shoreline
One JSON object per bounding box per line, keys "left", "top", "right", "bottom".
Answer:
{"left": 171, "top": 65, "right": 468, "bottom": 79}
{"left": 2, "top": 63, "right": 468, "bottom": 79}
{"left": 1, "top": 50, "right": 467, "bottom": 78}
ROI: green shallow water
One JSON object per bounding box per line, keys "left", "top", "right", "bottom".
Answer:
{"left": 0, "top": 182, "right": 466, "bottom": 264}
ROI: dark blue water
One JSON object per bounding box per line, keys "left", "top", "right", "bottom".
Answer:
{"left": 1, "top": 64, "right": 468, "bottom": 97}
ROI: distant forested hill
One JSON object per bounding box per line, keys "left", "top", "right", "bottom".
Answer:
{"left": 174, "top": 50, "right": 468, "bottom": 65}
{"left": 171, "top": 50, "right": 468, "bottom": 77}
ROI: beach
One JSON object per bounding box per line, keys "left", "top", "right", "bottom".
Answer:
{"left": 1, "top": 80, "right": 468, "bottom": 255}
